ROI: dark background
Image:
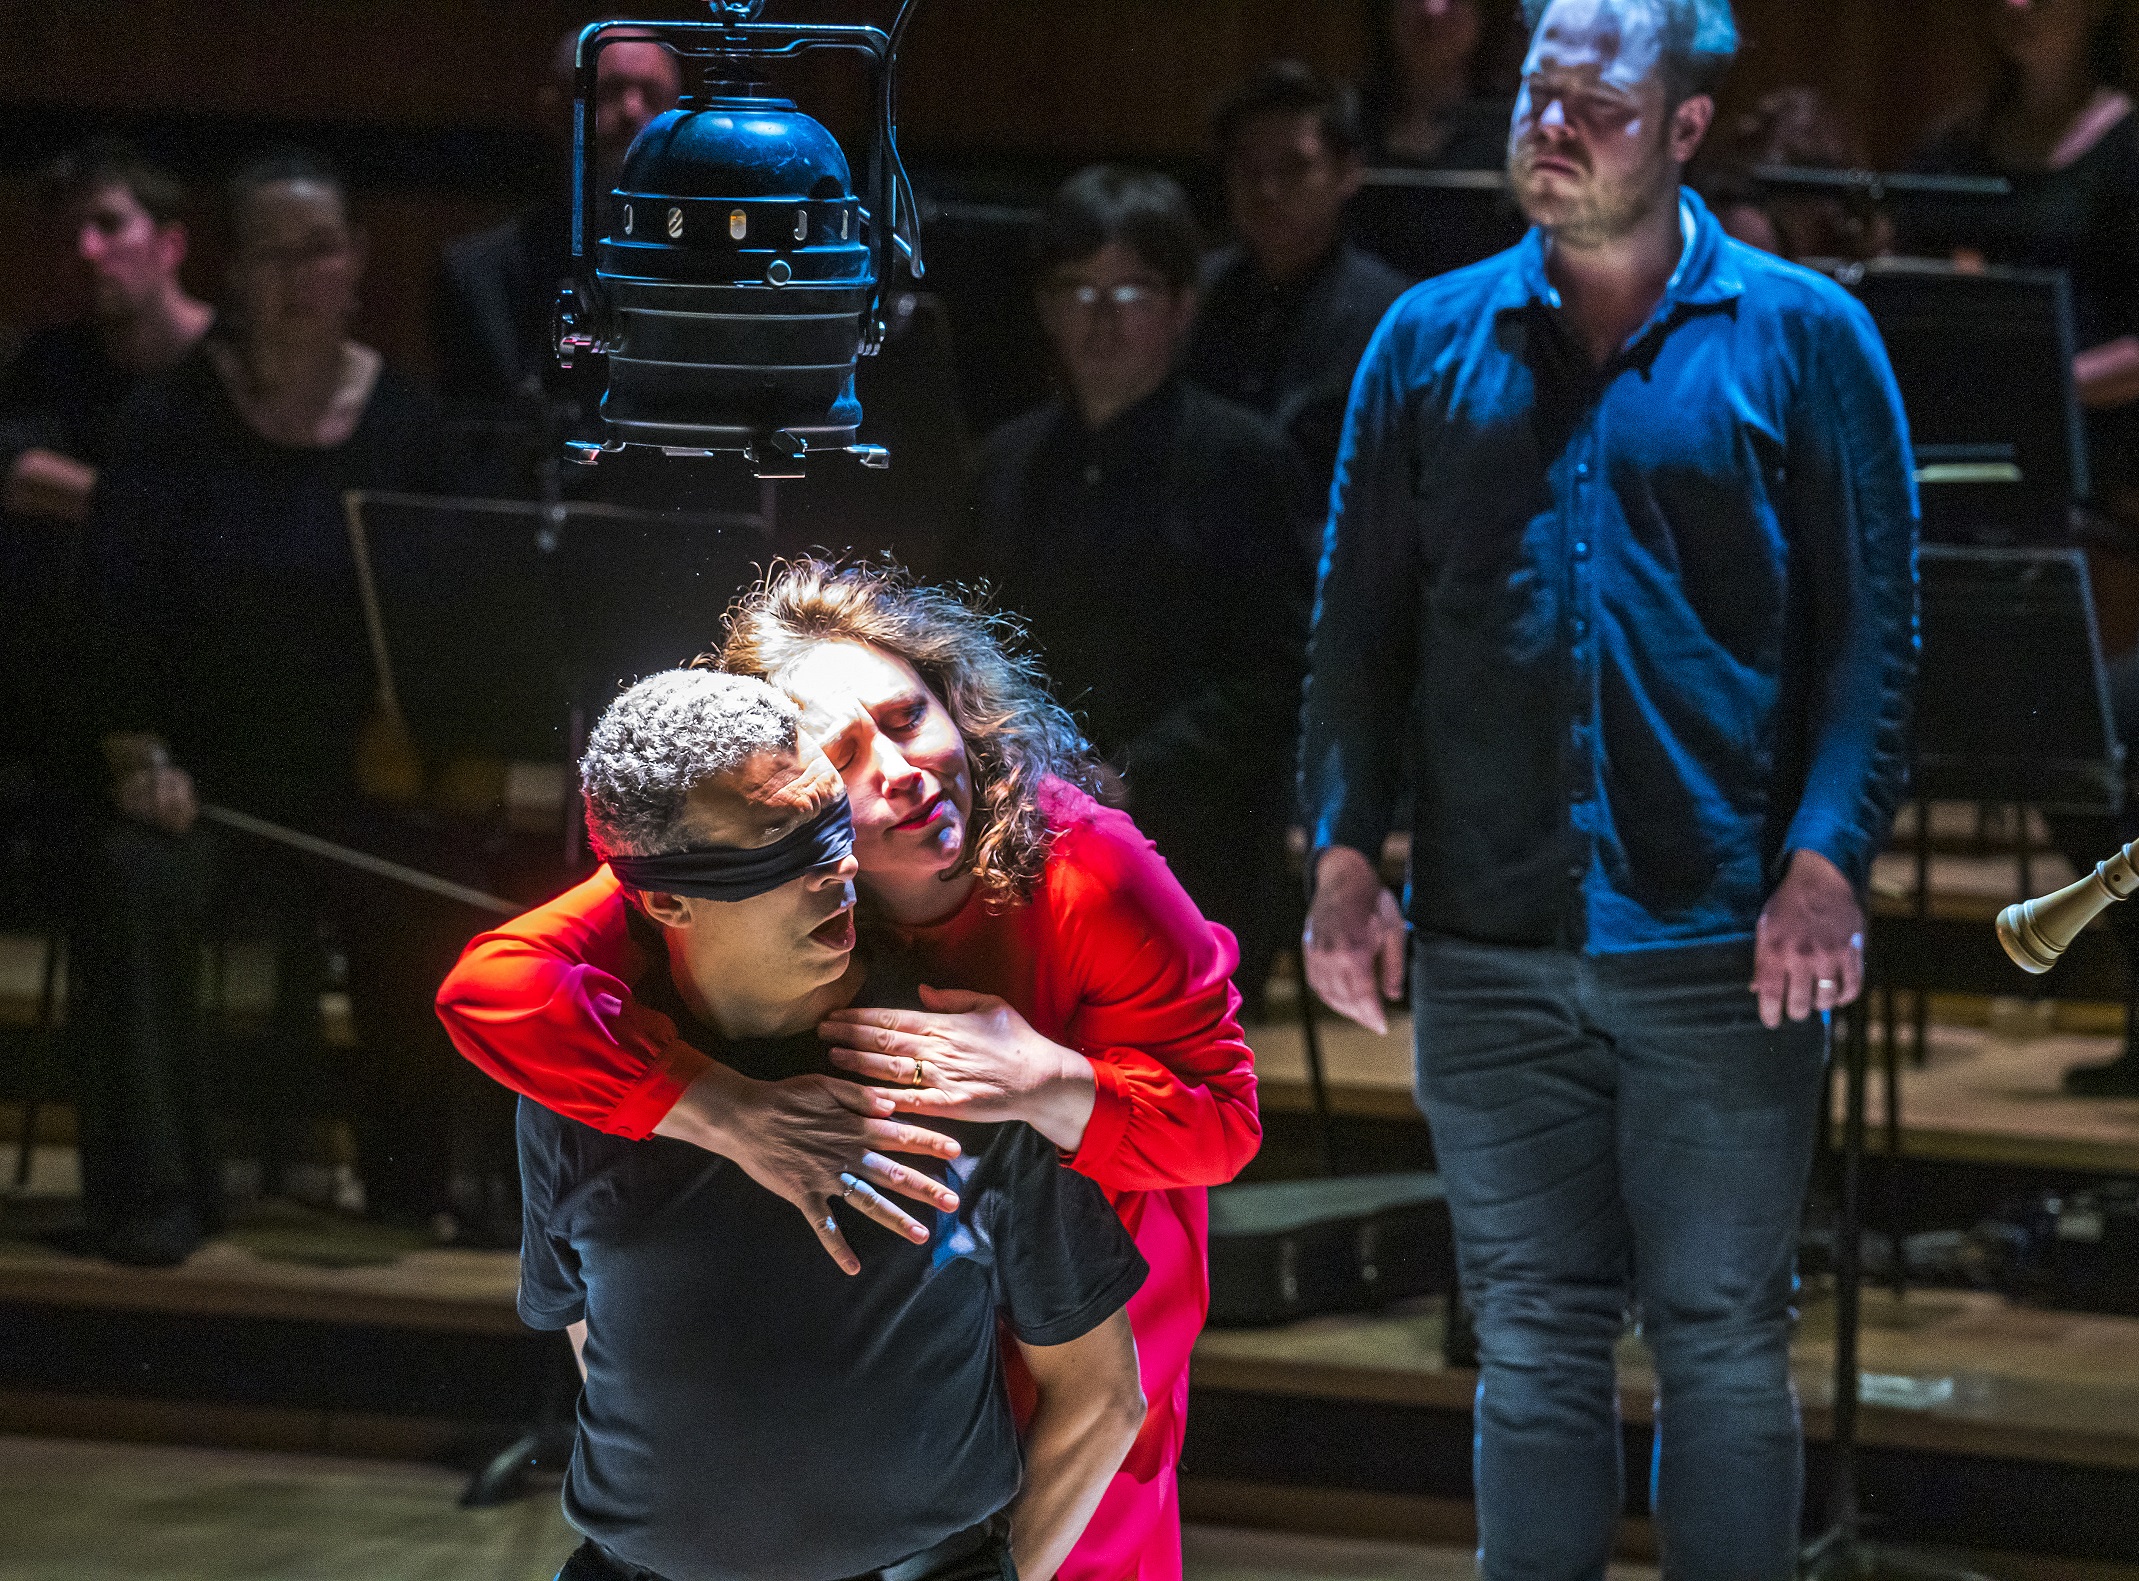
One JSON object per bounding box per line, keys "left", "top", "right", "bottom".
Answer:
{"left": 0, "top": 0, "right": 2112, "bottom": 379}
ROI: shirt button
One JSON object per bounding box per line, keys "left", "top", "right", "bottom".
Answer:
{"left": 1574, "top": 461, "right": 1591, "bottom": 478}
{"left": 1573, "top": 540, "right": 1590, "bottom": 558}
{"left": 1572, "top": 618, "right": 1588, "bottom": 636}
{"left": 1567, "top": 862, "right": 1585, "bottom": 879}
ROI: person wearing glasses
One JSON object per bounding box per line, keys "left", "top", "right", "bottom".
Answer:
{"left": 1185, "top": 61, "right": 1412, "bottom": 503}
{"left": 956, "top": 167, "right": 1315, "bottom": 1019}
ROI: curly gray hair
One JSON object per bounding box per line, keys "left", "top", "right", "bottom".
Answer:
{"left": 579, "top": 669, "right": 799, "bottom": 859}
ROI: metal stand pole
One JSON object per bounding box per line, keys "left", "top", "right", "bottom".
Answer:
{"left": 1800, "top": 1001, "right": 1995, "bottom": 1581}
{"left": 1295, "top": 952, "right": 1335, "bottom": 1177}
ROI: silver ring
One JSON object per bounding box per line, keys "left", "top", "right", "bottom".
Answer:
{"left": 837, "top": 1172, "right": 864, "bottom": 1197}
{"left": 1816, "top": 979, "right": 1837, "bottom": 991}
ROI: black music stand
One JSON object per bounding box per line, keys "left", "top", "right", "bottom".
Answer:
{"left": 1801, "top": 1004, "right": 1995, "bottom": 1581}
{"left": 347, "top": 490, "right": 770, "bottom": 1505}
{"left": 352, "top": 490, "right": 771, "bottom": 771}
{"left": 1348, "top": 167, "right": 1527, "bottom": 282}
{"left": 1824, "top": 258, "right": 2088, "bottom": 547}
{"left": 1805, "top": 546, "right": 2118, "bottom": 1581}
{"left": 1912, "top": 545, "right": 2123, "bottom": 815}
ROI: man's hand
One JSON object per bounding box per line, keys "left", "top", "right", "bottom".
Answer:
{"left": 655, "top": 1063, "right": 963, "bottom": 1276}
{"left": 4, "top": 448, "right": 96, "bottom": 522}
{"left": 103, "top": 733, "right": 198, "bottom": 836}
{"left": 1752, "top": 848, "right": 1865, "bottom": 1030}
{"left": 1303, "top": 844, "right": 1407, "bottom": 1034}
{"left": 821, "top": 985, "right": 1098, "bottom": 1153}
{"left": 2076, "top": 334, "right": 2139, "bottom": 411}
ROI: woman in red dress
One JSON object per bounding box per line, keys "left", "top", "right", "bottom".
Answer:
{"left": 437, "top": 559, "right": 1260, "bottom": 1581}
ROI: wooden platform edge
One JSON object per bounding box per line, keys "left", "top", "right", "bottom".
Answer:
{"left": 1189, "top": 1356, "right": 2139, "bottom": 1474}
{"left": 0, "top": 1263, "right": 528, "bottom": 1338}
{"left": 1177, "top": 1477, "right": 2139, "bottom": 1581}
{"left": 0, "top": 1388, "right": 508, "bottom": 1463}
{"left": 1257, "top": 1077, "right": 2139, "bottom": 1175}
{"left": 1177, "top": 1477, "right": 1656, "bottom": 1561}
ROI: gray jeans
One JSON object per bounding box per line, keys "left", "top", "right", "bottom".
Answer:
{"left": 1411, "top": 934, "right": 1827, "bottom": 1581}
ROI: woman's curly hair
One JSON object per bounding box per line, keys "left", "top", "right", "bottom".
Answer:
{"left": 709, "top": 558, "right": 1098, "bottom": 907}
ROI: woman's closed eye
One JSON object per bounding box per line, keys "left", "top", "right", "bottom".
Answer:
{"left": 881, "top": 705, "right": 926, "bottom": 737}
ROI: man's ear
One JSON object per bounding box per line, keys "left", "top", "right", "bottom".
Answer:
{"left": 1669, "top": 93, "right": 1715, "bottom": 166}
{"left": 638, "top": 890, "right": 692, "bottom": 929}
{"left": 157, "top": 219, "right": 190, "bottom": 277}
{"left": 1336, "top": 153, "right": 1367, "bottom": 204}
{"left": 1169, "top": 285, "right": 1200, "bottom": 343}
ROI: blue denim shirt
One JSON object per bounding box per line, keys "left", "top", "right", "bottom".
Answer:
{"left": 1300, "top": 190, "right": 1920, "bottom": 951}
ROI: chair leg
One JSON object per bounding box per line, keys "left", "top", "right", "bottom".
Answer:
{"left": 13, "top": 1103, "right": 36, "bottom": 1192}
{"left": 1295, "top": 948, "right": 1334, "bottom": 1176}
{"left": 17, "top": 932, "right": 66, "bottom": 1194}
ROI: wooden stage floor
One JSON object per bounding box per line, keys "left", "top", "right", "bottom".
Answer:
{"left": 0, "top": 1435, "right": 1628, "bottom": 1581}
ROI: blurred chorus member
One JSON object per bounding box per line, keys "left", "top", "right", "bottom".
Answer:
{"left": 79, "top": 152, "right": 465, "bottom": 1259}
{"left": 1911, "top": 0, "right": 2139, "bottom": 1096}
{"left": 1352, "top": 1, "right": 1532, "bottom": 281}
{"left": 434, "top": 27, "right": 680, "bottom": 412}
{"left": 1186, "top": 60, "right": 1410, "bottom": 496}
{"left": 1705, "top": 86, "right": 1892, "bottom": 262}
{"left": 1365, "top": 0, "right": 1524, "bottom": 167}
{"left": 2, "top": 141, "right": 211, "bottom": 525}
{"left": 957, "top": 167, "right": 1314, "bottom": 1018}
{"left": 1, "top": 142, "right": 213, "bottom": 820}
{"left": 1911, "top": 0, "right": 2139, "bottom": 512}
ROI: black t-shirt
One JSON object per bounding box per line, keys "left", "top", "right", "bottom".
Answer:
{"left": 962, "top": 376, "right": 1313, "bottom": 800}
{"left": 0, "top": 322, "right": 154, "bottom": 768}
{"left": 516, "top": 951, "right": 1147, "bottom": 1581}
{"left": 1185, "top": 241, "right": 1411, "bottom": 494}
{"left": 82, "top": 346, "right": 462, "bottom": 815}
{"left": 0, "top": 320, "right": 140, "bottom": 480}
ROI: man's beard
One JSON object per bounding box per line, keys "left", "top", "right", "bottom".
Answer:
{"left": 1510, "top": 139, "right": 1676, "bottom": 249}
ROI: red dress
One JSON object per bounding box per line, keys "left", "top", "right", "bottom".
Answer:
{"left": 436, "top": 781, "right": 1261, "bottom": 1581}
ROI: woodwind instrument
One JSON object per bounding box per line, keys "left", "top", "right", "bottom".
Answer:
{"left": 1996, "top": 837, "right": 2139, "bottom": 973}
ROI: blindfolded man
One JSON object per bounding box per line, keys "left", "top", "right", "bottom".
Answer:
{"left": 491, "top": 669, "right": 1148, "bottom": 1581}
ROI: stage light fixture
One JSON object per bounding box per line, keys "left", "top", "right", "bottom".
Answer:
{"left": 556, "top": 0, "right": 923, "bottom": 479}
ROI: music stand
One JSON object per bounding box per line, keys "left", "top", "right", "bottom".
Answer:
{"left": 349, "top": 489, "right": 771, "bottom": 761}
{"left": 1824, "top": 259, "right": 2088, "bottom": 547}
{"left": 1348, "top": 167, "right": 1527, "bottom": 282}
{"left": 347, "top": 491, "right": 771, "bottom": 1506}
{"left": 1912, "top": 545, "right": 2123, "bottom": 815}
{"left": 911, "top": 195, "right": 1052, "bottom": 438}
{"left": 1805, "top": 546, "right": 2118, "bottom": 1581}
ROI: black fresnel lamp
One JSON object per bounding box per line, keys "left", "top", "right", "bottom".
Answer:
{"left": 555, "top": 0, "right": 923, "bottom": 479}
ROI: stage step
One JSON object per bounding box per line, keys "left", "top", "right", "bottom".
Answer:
{"left": 1244, "top": 1005, "right": 2139, "bottom": 1177}
{"left": 3, "top": 1197, "right": 2137, "bottom": 1564}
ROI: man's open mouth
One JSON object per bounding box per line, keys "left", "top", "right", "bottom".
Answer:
{"left": 809, "top": 907, "right": 857, "bottom": 951}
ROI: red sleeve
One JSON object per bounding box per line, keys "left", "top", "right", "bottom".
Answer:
{"left": 433, "top": 867, "right": 710, "bottom": 1140}
{"left": 1040, "top": 797, "right": 1263, "bottom": 1192}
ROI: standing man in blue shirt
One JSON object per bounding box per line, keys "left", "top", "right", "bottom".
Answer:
{"left": 1300, "top": 2, "right": 1917, "bottom": 1577}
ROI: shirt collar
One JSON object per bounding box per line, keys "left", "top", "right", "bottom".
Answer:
{"left": 1509, "top": 185, "right": 1744, "bottom": 313}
